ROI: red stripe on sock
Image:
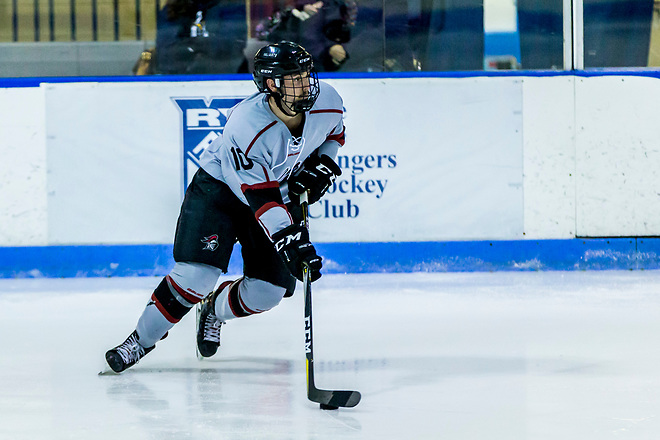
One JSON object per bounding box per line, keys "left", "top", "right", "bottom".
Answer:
{"left": 151, "top": 293, "right": 180, "bottom": 324}
{"left": 166, "top": 275, "right": 203, "bottom": 304}
{"left": 239, "top": 294, "right": 262, "bottom": 315}
{"left": 226, "top": 288, "right": 242, "bottom": 318}
{"left": 225, "top": 280, "right": 254, "bottom": 318}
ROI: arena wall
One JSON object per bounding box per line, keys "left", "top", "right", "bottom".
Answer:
{"left": 1, "top": 71, "right": 658, "bottom": 276}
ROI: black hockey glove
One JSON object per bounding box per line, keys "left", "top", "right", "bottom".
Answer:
{"left": 288, "top": 154, "right": 342, "bottom": 205}
{"left": 272, "top": 223, "right": 322, "bottom": 282}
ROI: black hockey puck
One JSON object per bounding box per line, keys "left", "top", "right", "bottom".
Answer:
{"left": 320, "top": 403, "right": 339, "bottom": 410}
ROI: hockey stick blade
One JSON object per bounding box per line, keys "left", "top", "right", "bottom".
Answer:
{"left": 308, "top": 384, "right": 362, "bottom": 408}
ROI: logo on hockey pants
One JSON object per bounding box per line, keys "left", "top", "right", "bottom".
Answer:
{"left": 201, "top": 235, "right": 219, "bottom": 251}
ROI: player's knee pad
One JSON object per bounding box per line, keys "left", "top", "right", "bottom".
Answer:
{"left": 169, "top": 262, "right": 224, "bottom": 300}
{"left": 151, "top": 263, "right": 222, "bottom": 323}
{"left": 217, "top": 277, "right": 286, "bottom": 319}
{"left": 236, "top": 277, "right": 287, "bottom": 314}
{"left": 149, "top": 277, "right": 189, "bottom": 323}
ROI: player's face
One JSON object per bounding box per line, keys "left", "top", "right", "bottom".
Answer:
{"left": 280, "top": 71, "right": 312, "bottom": 107}
{"left": 267, "top": 68, "right": 320, "bottom": 116}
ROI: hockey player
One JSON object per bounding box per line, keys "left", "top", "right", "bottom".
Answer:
{"left": 105, "top": 41, "right": 344, "bottom": 373}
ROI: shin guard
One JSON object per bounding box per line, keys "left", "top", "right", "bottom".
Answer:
{"left": 151, "top": 276, "right": 202, "bottom": 324}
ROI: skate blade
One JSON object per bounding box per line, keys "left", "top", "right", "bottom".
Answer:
{"left": 98, "top": 363, "right": 119, "bottom": 376}
{"left": 195, "top": 302, "right": 203, "bottom": 361}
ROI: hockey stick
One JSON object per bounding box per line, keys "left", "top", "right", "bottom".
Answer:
{"left": 301, "top": 192, "right": 361, "bottom": 410}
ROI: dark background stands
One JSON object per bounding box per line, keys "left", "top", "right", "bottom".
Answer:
{"left": 154, "top": 0, "right": 247, "bottom": 74}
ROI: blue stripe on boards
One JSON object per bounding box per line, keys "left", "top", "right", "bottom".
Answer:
{"left": 1, "top": 238, "right": 659, "bottom": 278}
{"left": 317, "top": 238, "right": 660, "bottom": 273}
{"left": 0, "top": 244, "right": 175, "bottom": 278}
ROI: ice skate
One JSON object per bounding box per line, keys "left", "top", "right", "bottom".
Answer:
{"left": 196, "top": 282, "right": 228, "bottom": 359}
{"left": 105, "top": 330, "right": 155, "bottom": 373}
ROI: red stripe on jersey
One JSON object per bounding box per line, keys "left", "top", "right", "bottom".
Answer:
{"left": 310, "top": 109, "right": 343, "bottom": 114}
{"left": 255, "top": 201, "right": 286, "bottom": 220}
{"left": 326, "top": 126, "right": 346, "bottom": 146}
{"left": 256, "top": 217, "right": 271, "bottom": 238}
{"left": 256, "top": 204, "right": 292, "bottom": 238}
{"left": 240, "top": 180, "right": 280, "bottom": 193}
{"left": 246, "top": 121, "right": 277, "bottom": 155}
{"left": 260, "top": 164, "right": 270, "bottom": 181}
{"left": 151, "top": 293, "right": 180, "bottom": 323}
{"left": 166, "top": 275, "right": 203, "bottom": 304}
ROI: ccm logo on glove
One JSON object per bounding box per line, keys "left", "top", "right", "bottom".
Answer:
{"left": 274, "top": 230, "right": 303, "bottom": 252}
{"left": 272, "top": 224, "right": 322, "bottom": 281}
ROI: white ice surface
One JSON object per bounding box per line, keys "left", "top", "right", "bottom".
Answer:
{"left": 1, "top": 271, "right": 660, "bottom": 439}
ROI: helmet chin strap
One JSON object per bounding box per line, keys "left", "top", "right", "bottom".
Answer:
{"left": 272, "top": 91, "right": 301, "bottom": 117}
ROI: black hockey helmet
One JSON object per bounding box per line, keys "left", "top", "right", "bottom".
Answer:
{"left": 253, "top": 41, "right": 320, "bottom": 114}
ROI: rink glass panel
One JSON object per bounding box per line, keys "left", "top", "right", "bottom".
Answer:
{"left": 1, "top": 0, "right": 658, "bottom": 77}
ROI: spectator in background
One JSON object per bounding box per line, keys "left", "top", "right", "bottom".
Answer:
{"left": 153, "top": 0, "right": 247, "bottom": 74}
{"left": 296, "top": 0, "right": 355, "bottom": 71}
{"left": 247, "top": 1, "right": 356, "bottom": 72}
{"left": 132, "top": 48, "right": 155, "bottom": 75}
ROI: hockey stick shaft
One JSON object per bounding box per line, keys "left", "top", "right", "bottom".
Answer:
{"left": 300, "top": 193, "right": 361, "bottom": 408}
{"left": 301, "top": 193, "right": 316, "bottom": 389}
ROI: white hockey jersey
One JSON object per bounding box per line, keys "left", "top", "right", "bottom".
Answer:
{"left": 199, "top": 81, "right": 345, "bottom": 239}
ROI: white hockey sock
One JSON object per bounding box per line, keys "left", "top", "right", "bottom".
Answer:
{"left": 214, "top": 279, "right": 241, "bottom": 322}
{"left": 136, "top": 301, "right": 175, "bottom": 348}
{"left": 135, "top": 263, "right": 222, "bottom": 347}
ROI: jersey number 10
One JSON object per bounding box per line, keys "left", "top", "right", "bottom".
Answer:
{"left": 230, "top": 147, "right": 254, "bottom": 171}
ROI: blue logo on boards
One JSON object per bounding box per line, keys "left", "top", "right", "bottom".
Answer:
{"left": 173, "top": 97, "right": 244, "bottom": 192}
